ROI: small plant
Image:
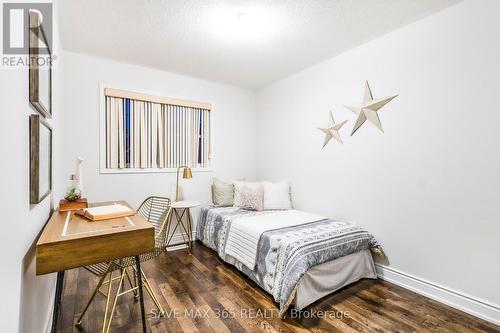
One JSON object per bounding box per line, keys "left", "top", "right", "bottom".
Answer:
{"left": 64, "top": 185, "right": 81, "bottom": 201}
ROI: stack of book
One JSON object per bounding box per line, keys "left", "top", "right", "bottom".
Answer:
{"left": 76, "top": 204, "right": 135, "bottom": 221}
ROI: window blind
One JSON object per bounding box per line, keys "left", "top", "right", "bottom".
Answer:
{"left": 104, "top": 91, "right": 211, "bottom": 170}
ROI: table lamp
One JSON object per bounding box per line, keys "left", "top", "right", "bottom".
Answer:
{"left": 176, "top": 166, "right": 192, "bottom": 201}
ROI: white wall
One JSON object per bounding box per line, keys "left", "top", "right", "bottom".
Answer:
{"left": 257, "top": 0, "right": 500, "bottom": 314}
{"left": 59, "top": 51, "right": 257, "bottom": 222}
{"left": 0, "top": 1, "right": 63, "bottom": 332}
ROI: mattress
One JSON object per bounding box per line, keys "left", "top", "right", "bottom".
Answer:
{"left": 196, "top": 206, "right": 382, "bottom": 315}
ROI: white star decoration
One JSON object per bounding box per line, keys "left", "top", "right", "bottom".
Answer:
{"left": 318, "top": 111, "right": 348, "bottom": 147}
{"left": 345, "top": 81, "right": 398, "bottom": 135}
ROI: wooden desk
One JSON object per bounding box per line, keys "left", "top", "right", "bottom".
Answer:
{"left": 36, "top": 201, "right": 154, "bottom": 333}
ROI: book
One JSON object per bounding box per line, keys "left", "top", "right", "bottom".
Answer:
{"left": 59, "top": 198, "right": 88, "bottom": 212}
{"left": 76, "top": 203, "right": 135, "bottom": 221}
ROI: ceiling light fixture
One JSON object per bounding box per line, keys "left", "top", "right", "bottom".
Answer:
{"left": 204, "top": 6, "right": 283, "bottom": 44}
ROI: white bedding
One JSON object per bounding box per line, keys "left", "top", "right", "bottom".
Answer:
{"left": 224, "top": 210, "right": 326, "bottom": 270}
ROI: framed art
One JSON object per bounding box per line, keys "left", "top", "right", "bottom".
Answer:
{"left": 30, "top": 115, "right": 52, "bottom": 204}
{"left": 29, "top": 10, "right": 52, "bottom": 118}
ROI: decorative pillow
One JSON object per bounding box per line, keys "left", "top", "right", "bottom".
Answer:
{"left": 262, "top": 181, "right": 292, "bottom": 210}
{"left": 212, "top": 178, "right": 234, "bottom": 206}
{"left": 233, "top": 181, "right": 264, "bottom": 211}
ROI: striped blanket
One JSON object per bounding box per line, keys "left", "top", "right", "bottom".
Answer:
{"left": 224, "top": 210, "right": 327, "bottom": 270}
{"left": 196, "top": 206, "right": 383, "bottom": 315}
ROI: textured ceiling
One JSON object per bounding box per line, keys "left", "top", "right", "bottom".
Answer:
{"left": 57, "top": 0, "right": 460, "bottom": 88}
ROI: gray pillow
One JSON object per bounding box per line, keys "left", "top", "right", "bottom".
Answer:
{"left": 212, "top": 178, "right": 234, "bottom": 206}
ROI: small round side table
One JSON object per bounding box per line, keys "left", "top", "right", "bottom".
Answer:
{"left": 165, "top": 200, "right": 200, "bottom": 254}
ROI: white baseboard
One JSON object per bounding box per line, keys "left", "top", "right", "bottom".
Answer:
{"left": 166, "top": 231, "right": 197, "bottom": 252}
{"left": 43, "top": 277, "right": 57, "bottom": 333}
{"left": 375, "top": 264, "right": 500, "bottom": 326}
{"left": 43, "top": 305, "right": 53, "bottom": 333}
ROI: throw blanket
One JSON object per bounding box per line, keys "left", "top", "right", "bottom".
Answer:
{"left": 225, "top": 210, "right": 326, "bottom": 270}
{"left": 196, "top": 206, "right": 383, "bottom": 316}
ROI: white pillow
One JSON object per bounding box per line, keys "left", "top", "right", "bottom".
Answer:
{"left": 262, "top": 181, "right": 292, "bottom": 210}
{"left": 233, "top": 181, "right": 264, "bottom": 211}
{"left": 212, "top": 178, "right": 234, "bottom": 206}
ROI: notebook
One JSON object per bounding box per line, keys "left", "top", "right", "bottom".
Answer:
{"left": 76, "top": 203, "right": 135, "bottom": 221}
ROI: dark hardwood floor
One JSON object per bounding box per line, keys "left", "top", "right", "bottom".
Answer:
{"left": 58, "top": 242, "right": 500, "bottom": 333}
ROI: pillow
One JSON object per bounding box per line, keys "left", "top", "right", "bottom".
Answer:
{"left": 212, "top": 178, "right": 234, "bottom": 206}
{"left": 233, "top": 181, "right": 264, "bottom": 211}
{"left": 262, "top": 181, "right": 292, "bottom": 210}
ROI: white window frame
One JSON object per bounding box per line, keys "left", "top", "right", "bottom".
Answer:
{"left": 99, "top": 82, "right": 214, "bottom": 174}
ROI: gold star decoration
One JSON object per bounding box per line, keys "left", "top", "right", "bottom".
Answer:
{"left": 345, "top": 81, "right": 398, "bottom": 135}
{"left": 318, "top": 111, "right": 348, "bottom": 147}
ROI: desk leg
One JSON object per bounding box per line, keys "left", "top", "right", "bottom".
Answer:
{"left": 135, "top": 256, "right": 147, "bottom": 333}
{"left": 51, "top": 271, "right": 65, "bottom": 333}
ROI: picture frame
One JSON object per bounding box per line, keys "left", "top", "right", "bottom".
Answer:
{"left": 30, "top": 115, "right": 52, "bottom": 204}
{"left": 29, "top": 10, "right": 52, "bottom": 118}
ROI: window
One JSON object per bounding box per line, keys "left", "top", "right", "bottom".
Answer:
{"left": 102, "top": 88, "right": 211, "bottom": 172}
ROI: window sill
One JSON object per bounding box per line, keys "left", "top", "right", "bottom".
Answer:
{"left": 100, "top": 167, "right": 214, "bottom": 175}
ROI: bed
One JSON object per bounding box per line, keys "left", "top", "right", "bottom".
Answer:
{"left": 196, "top": 206, "right": 384, "bottom": 316}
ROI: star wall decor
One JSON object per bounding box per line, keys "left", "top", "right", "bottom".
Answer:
{"left": 318, "top": 111, "right": 348, "bottom": 147}
{"left": 345, "top": 81, "right": 398, "bottom": 135}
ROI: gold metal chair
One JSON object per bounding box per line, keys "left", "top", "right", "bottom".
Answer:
{"left": 75, "top": 196, "right": 171, "bottom": 333}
